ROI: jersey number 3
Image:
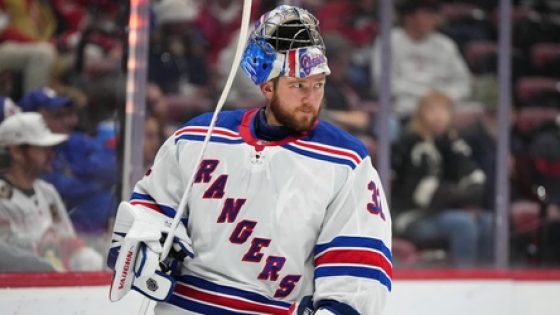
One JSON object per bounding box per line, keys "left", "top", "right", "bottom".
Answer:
{"left": 367, "top": 180, "right": 386, "bottom": 221}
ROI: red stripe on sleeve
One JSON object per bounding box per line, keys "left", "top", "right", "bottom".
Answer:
{"left": 130, "top": 201, "right": 163, "bottom": 214}
{"left": 315, "top": 250, "right": 393, "bottom": 278}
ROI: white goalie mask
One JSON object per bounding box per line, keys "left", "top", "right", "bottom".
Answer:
{"left": 240, "top": 5, "right": 331, "bottom": 85}
{"left": 255, "top": 5, "right": 325, "bottom": 53}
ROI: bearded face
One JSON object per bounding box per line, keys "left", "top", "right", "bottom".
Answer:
{"left": 11, "top": 145, "right": 55, "bottom": 178}
{"left": 265, "top": 74, "right": 326, "bottom": 132}
{"left": 269, "top": 91, "right": 322, "bottom": 132}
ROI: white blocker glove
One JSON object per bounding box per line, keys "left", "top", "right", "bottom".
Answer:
{"left": 109, "top": 201, "right": 194, "bottom": 302}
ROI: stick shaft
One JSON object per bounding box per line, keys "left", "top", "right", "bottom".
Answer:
{"left": 159, "top": 0, "right": 253, "bottom": 261}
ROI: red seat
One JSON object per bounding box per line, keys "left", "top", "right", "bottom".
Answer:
{"left": 440, "top": 3, "right": 486, "bottom": 22}
{"left": 507, "top": 6, "right": 545, "bottom": 48}
{"left": 530, "top": 43, "right": 560, "bottom": 76}
{"left": 464, "top": 40, "right": 497, "bottom": 74}
{"left": 439, "top": 3, "right": 492, "bottom": 53}
{"left": 515, "top": 77, "right": 560, "bottom": 107}
{"left": 513, "top": 106, "right": 560, "bottom": 134}
{"left": 511, "top": 200, "right": 541, "bottom": 234}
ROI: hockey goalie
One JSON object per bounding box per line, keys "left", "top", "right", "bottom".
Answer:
{"left": 108, "top": 4, "right": 392, "bottom": 315}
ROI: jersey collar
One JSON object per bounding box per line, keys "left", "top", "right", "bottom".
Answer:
{"left": 239, "top": 108, "right": 316, "bottom": 151}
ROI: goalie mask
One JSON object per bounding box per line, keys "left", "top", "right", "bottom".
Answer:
{"left": 240, "top": 5, "right": 331, "bottom": 85}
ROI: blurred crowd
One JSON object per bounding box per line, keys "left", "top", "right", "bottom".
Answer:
{"left": 0, "top": 0, "right": 559, "bottom": 272}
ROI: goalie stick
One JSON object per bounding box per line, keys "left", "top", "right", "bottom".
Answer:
{"left": 159, "top": 0, "right": 253, "bottom": 263}
{"left": 134, "top": 2, "right": 253, "bottom": 314}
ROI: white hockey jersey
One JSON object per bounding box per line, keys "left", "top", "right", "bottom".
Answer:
{"left": 0, "top": 178, "right": 75, "bottom": 259}
{"left": 112, "top": 108, "right": 392, "bottom": 314}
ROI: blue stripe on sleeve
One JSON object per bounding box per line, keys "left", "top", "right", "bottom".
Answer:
{"left": 129, "top": 192, "right": 177, "bottom": 218}
{"left": 130, "top": 191, "right": 151, "bottom": 201}
{"left": 315, "top": 266, "right": 392, "bottom": 291}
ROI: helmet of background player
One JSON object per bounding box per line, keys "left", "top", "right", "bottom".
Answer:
{"left": 240, "top": 5, "right": 331, "bottom": 85}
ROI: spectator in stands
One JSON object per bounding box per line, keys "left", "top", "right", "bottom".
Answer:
{"left": 459, "top": 108, "right": 499, "bottom": 211}
{"left": 527, "top": 118, "right": 560, "bottom": 264}
{"left": 215, "top": 0, "right": 278, "bottom": 108}
{"left": 194, "top": 0, "right": 261, "bottom": 65}
{"left": 320, "top": 33, "right": 383, "bottom": 160}
{"left": 143, "top": 112, "right": 164, "bottom": 172}
{"left": 0, "top": 112, "right": 102, "bottom": 271}
{"left": 371, "top": 0, "right": 472, "bottom": 120}
{"left": 0, "top": 96, "right": 55, "bottom": 272}
{"left": 150, "top": 0, "right": 211, "bottom": 96}
{"left": 146, "top": 82, "right": 175, "bottom": 136}
{"left": 317, "top": 0, "right": 377, "bottom": 48}
{"left": 391, "top": 91, "right": 492, "bottom": 268}
{"left": 65, "top": 2, "right": 124, "bottom": 127}
{"left": 318, "top": 0, "right": 378, "bottom": 97}
{"left": 49, "top": 0, "right": 87, "bottom": 52}
{"left": 62, "top": 2, "right": 124, "bottom": 83}
{"left": 0, "top": 0, "right": 57, "bottom": 96}
{"left": 18, "top": 88, "right": 117, "bottom": 239}
{"left": 322, "top": 33, "right": 372, "bottom": 135}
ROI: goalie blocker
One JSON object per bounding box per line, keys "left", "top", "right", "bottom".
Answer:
{"left": 108, "top": 201, "right": 194, "bottom": 302}
{"left": 108, "top": 203, "right": 357, "bottom": 314}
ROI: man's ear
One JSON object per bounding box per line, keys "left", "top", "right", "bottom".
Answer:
{"left": 260, "top": 80, "right": 275, "bottom": 102}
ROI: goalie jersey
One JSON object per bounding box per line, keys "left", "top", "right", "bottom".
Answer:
{"left": 110, "top": 108, "right": 392, "bottom": 314}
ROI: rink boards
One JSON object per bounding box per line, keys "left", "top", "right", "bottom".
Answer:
{"left": 1, "top": 270, "right": 560, "bottom": 315}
